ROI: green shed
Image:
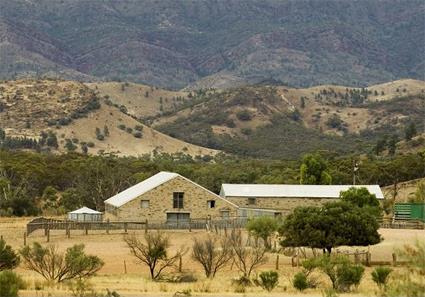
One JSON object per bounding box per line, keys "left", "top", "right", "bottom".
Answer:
{"left": 394, "top": 203, "right": 425, "bottom": 222}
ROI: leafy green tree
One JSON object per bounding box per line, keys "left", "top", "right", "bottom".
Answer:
{"left": 279, "top": 201, "right": 381, "bottom": 254}
{"left": 409, "top": 181, "right": 425, "bottom": 203}
{"left": 0, "top": 128, "right": 5, "bottom": 140}
{"left": 339, "top": 187, "right": 381, "bottom": 216}
{"left": 0, "top": 239, "right": 19, "bottom": 271}
{"left": 300, "top": 154, "right": 332, "bottom": 184}
{"left": 246, "top": 216, "right": 279, "bottom": 250}
{"left": 20, "top": 242, "right": 104, "bottom": 283}
{"left": 387, "top": 135, "right": 397, "bottom": 156}
{"left": 405, "top": 122, "right": 417, "bottom": 141}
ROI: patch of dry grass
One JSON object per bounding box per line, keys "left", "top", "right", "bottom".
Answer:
{"left": 0, "top": 217, "right": 423, "bottom": 296}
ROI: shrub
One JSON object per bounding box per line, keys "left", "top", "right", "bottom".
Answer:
{"left": 134, "top": 125, "right": 144, "bottom": 131}
{"left": 96, "top": 134, "right": 104, "bottom": 141}
{"left": 118, "top": 124, "right": 126, "bottom": 130}
{"left": 302, "top": 255, "right": 364, "bottom": 292}
{"left": 0, "top": 270, "right": 25, "bottom": 297}
{"left": 336, "top": 262, "right": 364, "bottom": 292}
{"left": 236, "top": 110, "right": 252, "bottom": 121}
{"left": 258, "top": 270, "right": 278, "bottom": 292}
{"left": 86, "top": 142, "right": 95, "bottom": 148}
{"left": 20, "top": 242, "right": 104, "bottom": 283}
{"left": 0, "top": 239, "right": 20, "bottom": 271}
{"left": 293, "top": 272, "right": 308, "bottom": 291}
{"left": 133, "top": 132, "right": 142, "bottom": 138}
{"left": 371, "top": 266, "right": 392, "bottom": 290}
{"left": 124, "top": 232, "right": 186, "bottom": 280}
{"left": 192, "top": 235, "right": 232, "bottom": 278}
{"left": 125, "top": 127, "right": 133, "bottom": 134}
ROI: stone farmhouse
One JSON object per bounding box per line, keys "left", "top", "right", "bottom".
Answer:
{"left": 104, "top": 172, "right": 239, "bottom": 222}
{"left": 103, "top": 171, "right": 384, "bottom": 222}
{"left": 220, "top": 184, "right": 384, "bottom": 216}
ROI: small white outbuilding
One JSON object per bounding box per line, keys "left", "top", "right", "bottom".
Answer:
{"left": 68, "top": 207, "right": 103, "bottom": 222}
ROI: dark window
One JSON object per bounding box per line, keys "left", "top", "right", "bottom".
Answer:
{"left": 207, "top": 200, "right": 216, "bottom": 208}
{"left": 248, "top": 197, "right": 256, "bottom": 205}
{"left": 173, "top": 192, "right": 184, "bottom": 209}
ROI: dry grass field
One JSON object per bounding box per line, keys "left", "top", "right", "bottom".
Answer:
{"left": 0, "top": 217, "right": 423, "bottom": 297}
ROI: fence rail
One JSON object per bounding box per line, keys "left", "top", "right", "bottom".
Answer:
{"left": 26, "top": 216, "right": 424, "bottom": 238}
{"left": 26, "top": 217, "right": 249, "bottom": 236}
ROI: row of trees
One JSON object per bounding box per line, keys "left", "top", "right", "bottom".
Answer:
{"left": 0, "top": 148, "right": 424, "bottom": 216}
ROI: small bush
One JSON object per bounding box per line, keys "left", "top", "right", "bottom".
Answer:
{"left": 322, "top": 287, "right": 338, "bottom": 297}
{"left": 236, "top": 109, "right": 252, "bottom": 121}
{"left": 336, "top": 263, "right": 364, "bottom": 292}
{"left": 86, "top": 142, "right": 95, "bottom": 148}
{"left": 133, "top": 132, "right": 142, "bottom": 138}
{"left": 96, "top": 134, "right": 104, "bottom": 141}
{"left": 134, "top": 125, "right": 144, "bottom": 131}
{"left": 293, "top": 272, "right": 308, "bottom": 291}
{"left": 118, "top": 124, "right": 126, "bottom": 130}
{"left": 0, "top": 270, "right": 25, "bottom": 297}
{"left": 371, "top": 266, "right": 392, "bottom": 289}
{"left": 258, "top": 270, "right": 278, "bottom": 292}
{"left": 125, "top": 127, "right": 133, "bottom": 134}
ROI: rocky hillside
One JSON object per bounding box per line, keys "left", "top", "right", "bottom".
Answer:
{"left": 149, "top": 80, "right": 425, "bottom": 158}
{"left": 0, "top": 0, "right": 423, "bottom": 89}
{"left": 0, "top": 79, "right": 217, "bottom": 157}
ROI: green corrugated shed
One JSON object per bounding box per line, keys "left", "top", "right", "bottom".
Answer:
{"left": 394, "top": 203, "right": 425, "bottom": 222}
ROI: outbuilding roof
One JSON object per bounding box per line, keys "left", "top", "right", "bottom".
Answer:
{"left": 104, "top": 171, "right": 239, "bottom": 208}
{"left": 104, "top": 172, "right": 179, "bottom": 207}
{"left": 69, "top": 207, "right": 102, "bottom": 214}
{"left": 220, "top": 184, "right": 384, "bottom": 199}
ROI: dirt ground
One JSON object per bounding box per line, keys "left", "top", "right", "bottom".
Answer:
{"left": 0, "top": 217, "right": 423, "bottom": 297}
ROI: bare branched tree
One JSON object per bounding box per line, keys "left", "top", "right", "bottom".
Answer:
{"left": 124, "top": 232, "right": 186, "bottom": 280}
{"left": 192, "top": 235, "right": 233, "bottom": 278}
{"left": 20, "top": 242, "right": 103, "bottom": 283}
{"left": 229, "top": 230, "right": 268, "bottom": 278}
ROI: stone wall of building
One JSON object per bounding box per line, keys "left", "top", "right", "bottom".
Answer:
{"left": 226, "top": 196, "right": 339, "bottom": 215}
{"left": 105, "top": 176, "right": 238, "bottom": 222}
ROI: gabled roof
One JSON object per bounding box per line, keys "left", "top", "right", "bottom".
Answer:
{"left": 104, "top": 171, "right": 239, "bottom": 208}
{"left": 69, "top": 207, "right": 102, "bottom": 214}
{"left": 220, "top": 184, "right": 384, "bottom": 199}
{"left": 104, "top": 172, "right": 179, "bottom": 207}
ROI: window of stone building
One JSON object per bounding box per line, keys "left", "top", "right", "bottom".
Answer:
{"left": 141, "top": 200, "right": 150, "bottom": 208}
{"left": 248, "top": 197, "right": 256, "bottom": 205}
{"left": 173, "top": 192, "right": 184, "bottom": 209}
{"left": 207, "top": 200, "right": 216, "bottom": 208}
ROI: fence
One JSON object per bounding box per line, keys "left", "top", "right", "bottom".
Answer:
{"left": 379, "top": 217, "right": 424, "bottom": 229}
{"left": 26, "top": 216, "right": 249, "bottom": 237}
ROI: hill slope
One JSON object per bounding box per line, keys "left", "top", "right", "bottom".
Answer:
{"left": 0, "top": 0, "right": 424, "bottom": 89}
{"left": 0, "top": 79, "right": 217, "bottom": 157}
{"left": 150, "top": 80, "right": 425, "bottom": 158}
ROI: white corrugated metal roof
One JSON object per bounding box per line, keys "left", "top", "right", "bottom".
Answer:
{"left": 69, "top": 207, "right": 102, "bottom": 214}
{"left": 104, "top": 172, "right": 179, "bottom": 207}
{"left": 220, "top": 184, "right": 384, "bottom": 199}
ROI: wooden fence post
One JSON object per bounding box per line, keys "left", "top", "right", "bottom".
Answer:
{"left": 46, "top": 228, "right": 50, "bottom": 243}
{"left": 188, "top": 219, "right": 192, "bottom": 232}
{"left": 44, "top": 223, "right": 48, "bottom": 236}
{"left": 392, "top": 253, "right": 397, "bottom": 266}
{"left": 178, "top": 255, "right": 183, "bottom": 272}
{"left": 124, "top": 222, "right": 128, "bottom": 233}
{"left": 85, "top": 223, "right": 88, "bottom": 235}
{"left": 275, "top": 254, "right": 279, "bottom": 270}
{"left": 124, "top": 260, "right": 127, "bottom": 274}
{"left": 145, "top": 219, "right": 148, "bottom": 233}
{"left": 354, "top": 249, "right": 359, "bottom": 264}
{"left": 224, "top": 226, "right": 227, "bottom": 237}
{"left": 23, "top": 232, "right": 27, "bottom": 246}
{"left": 106, "top": 219, "right": 110, "bottom": 234}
